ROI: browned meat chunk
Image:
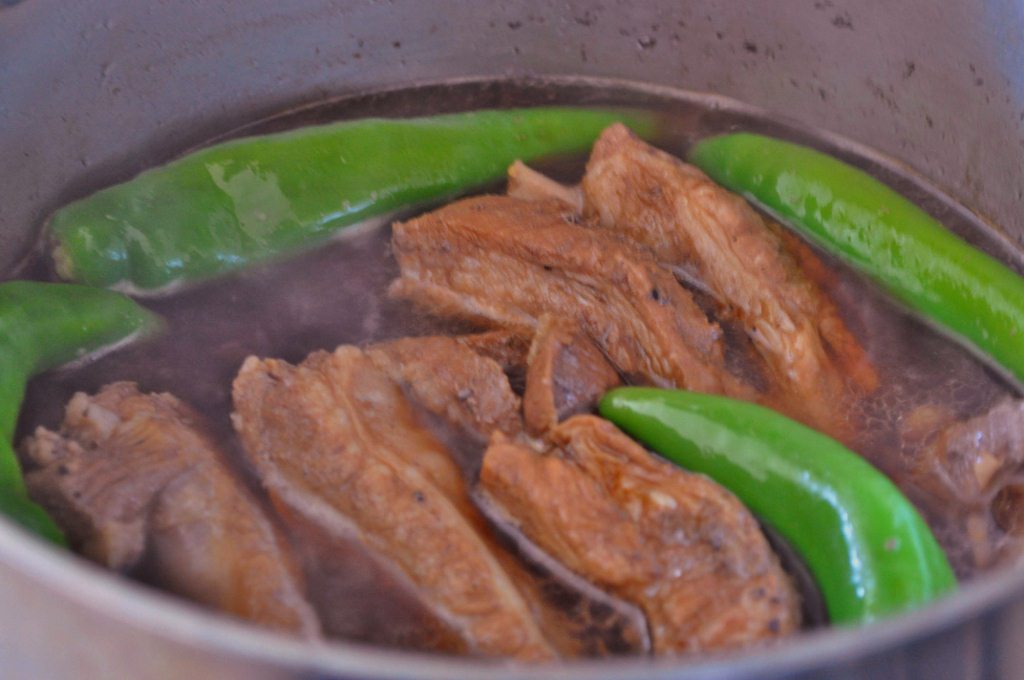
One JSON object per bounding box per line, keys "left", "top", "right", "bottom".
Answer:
{"left": 367, "top": 335, "right": 523, "bottom": 443}
{"left": 22, "top": 382, "right": 319, "bottom": 636}
{"left": 390, "top": 195, "right": 750, "bottom": 398}
{"left": 507, "top": 160, "right": 584, "bottom": 210}
{"left": 580, "top": 124, "right": 877, "bottom": 439}
{"left": 455, "top": 330, "right": 531, "bottom": 375}
{"left": 910, "top": 400, "right": 1024, "bottom": 571}
{"left": 523, "top": 315, "right": 621, "bottom": 436}
{"left": 480, "top": 415, "right": 800, "bottom": 654}
{"left": 282, "top": 507, "right": 471, "bottom": 653}
{"left": 231, "top": 347, "right": 556, "bottom": 660}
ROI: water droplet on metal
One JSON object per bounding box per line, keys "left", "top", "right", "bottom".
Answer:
{"left": 637, "top": 35, "right": 657, "bottom": 50}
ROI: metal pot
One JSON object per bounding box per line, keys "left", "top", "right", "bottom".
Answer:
{"left": 2, "top": 1, "right": 1023, "bottom": 677}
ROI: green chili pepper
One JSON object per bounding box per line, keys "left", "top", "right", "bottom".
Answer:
{"left": 51, "top": 107, "right": 657, "bottom": 293}
{"left": 0, "top": 281, "right": 162, "bottom": 543}
{"left": 689, "top": 132, "right": 1024, "bottom": 386}
{"left": 599, "top": 387, "right": 956, "bottom": 625}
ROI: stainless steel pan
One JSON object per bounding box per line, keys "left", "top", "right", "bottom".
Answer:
{"left": 2, "top": 1, "right": 1023, "bottom": 677}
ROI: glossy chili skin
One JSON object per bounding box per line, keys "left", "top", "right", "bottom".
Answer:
{"left": 689, "top": 132, "right": 1024, "bottom": 386}
{"left": 600, "top": 387, "right": 956, "bottom": 625}
{"left": 51, "top": 107, "right": 657, "bottom": 293}
{"left": 0, "top": 281, "right": 162, "bottom": 543}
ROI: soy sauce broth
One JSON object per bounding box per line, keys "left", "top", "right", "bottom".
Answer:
{"left": 10, "top": 80, "right": 1023, "bottom": 640}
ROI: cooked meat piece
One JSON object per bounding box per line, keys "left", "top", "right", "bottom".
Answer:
{"left": 455, "top": 330, "right": 531, "bottom": 375}
{"left": 274, "top": 499, "right": 471, "bottom": 653}
{"left": 910, "top": 400, "right": 1024, "bottom": 571}
{"left": 994, "top": 484, "right": 1024, "bottom": 537}
{"left": 455, "top": 329, "right": 533, "bottom": 393}
{"left": 480, "top": 414, "right": 800, "bottom": 654}
{"left": 507, "top": 160, "right": 584, "bottom": 211}
{"left": 767, "top": 222, "right": 879, "bottom": 394}
{"left": 390, "top": 195, "right": 751, "bottom": 398}
{"left": 914, "top": 400, "right": 1024, "bottom": 502}
{"left": 22, "top": 382, "right": 319, "bottom": 636}
{"left": 523, "top": 315, "right": 621, "bottom": 436}
{"left": 900, "top": 403, "right": 959, "bottom": 446}
{"left": 367, "top": 335, "right": 523, "bottom": 443}
{"left": 231, "top": 348, "right": 556, "bottom": 660}
{"left": 580, "top": 124, "right": 877, "bottom": 438}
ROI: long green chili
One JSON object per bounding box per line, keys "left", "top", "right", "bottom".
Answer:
{"left": 600, "top": 387, "right": 956, "bottom": 625}
{"left": 0, "top": 281, "right": 162, "bottom": 543}
{"left": 689, "top": 132, "right": 1024, "bottom": 386}
{"left": 51, "top": 107, "right": 657, "bottom": 293}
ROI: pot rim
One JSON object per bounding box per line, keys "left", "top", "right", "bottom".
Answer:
{"left": 4, "top": 515, "right": 1021, "bottom": 679}
{"left": 4, "top": 75, "right": 1020, "bottom": 678}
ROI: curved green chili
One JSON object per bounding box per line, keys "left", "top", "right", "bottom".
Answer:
{"left": 599, "top": 387, "right": 955, "bottom": 625}
{"left": 0, "top": 281, "right": 162, "bottom": 543}
{"left": 51, "top": 107, "right": 657, "bottom": 293}
{"left": 689, "top": 132, "right": 1024, "bottom": 386}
